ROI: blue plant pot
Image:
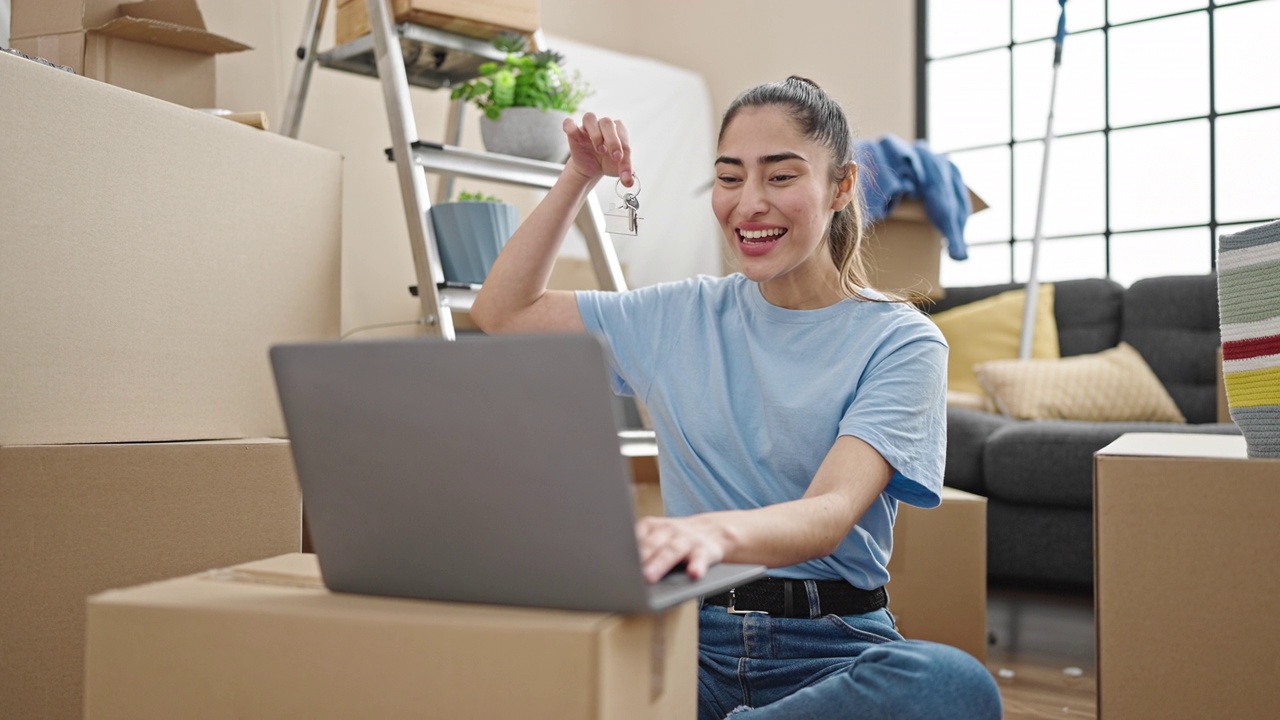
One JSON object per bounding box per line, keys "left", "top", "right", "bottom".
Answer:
{"left": 428, "top": 201, "right": 519, "bottom": 285}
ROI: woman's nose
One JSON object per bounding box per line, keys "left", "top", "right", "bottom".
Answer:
{"left": 739, "top": 179, "right": 769, "bottom": 215}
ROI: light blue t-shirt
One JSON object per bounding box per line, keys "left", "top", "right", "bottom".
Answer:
{"left": 576, "top": 273, "right": 948, "bottom": 589}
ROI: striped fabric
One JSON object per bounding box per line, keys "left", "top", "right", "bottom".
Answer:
{"left": 1218, "top": 219, "right": 1280, "bottom": 457}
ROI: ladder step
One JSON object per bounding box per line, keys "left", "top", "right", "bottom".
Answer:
{"left": 317, "top": 23, "right": 506, "bottom": 90}
{"left": 387, "top": 141, "right": 567, "bottom": 189}
{"left": 409, "top": 282, "right": 480, "bottom": 312}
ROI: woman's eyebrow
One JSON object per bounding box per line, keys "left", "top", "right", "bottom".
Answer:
{"left": 714, "top": 152, "right": 808, "bottom": 166}
{"left": 761, "top": 152, "right": 807, "bottom": 165}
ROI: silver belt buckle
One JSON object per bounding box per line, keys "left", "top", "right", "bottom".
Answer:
{"left": 725, "top": 587, "right": 767, "bottom": 615}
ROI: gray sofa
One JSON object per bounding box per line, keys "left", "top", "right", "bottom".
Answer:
{"left": 927, "top": 274, "right": 1240, "bottom": 588}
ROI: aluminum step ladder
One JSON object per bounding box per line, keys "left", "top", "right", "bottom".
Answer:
{"left": 278, "top": 0, "right": 627, "bottom": 340}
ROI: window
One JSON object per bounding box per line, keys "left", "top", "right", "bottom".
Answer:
{"left": 919, "top": 0, "right": 1280, "bottom": 287}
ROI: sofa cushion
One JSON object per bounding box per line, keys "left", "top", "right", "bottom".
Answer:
{"left": 974, "top": 343, "right": 1186, "bottom": 422}
{"left": 1052, "top": 278, "right": 1125, "bottom": 357}
{"left": 931, "top": 285, "right": 1059, "bottom": 395}
{"left": 987, "top": 502, "right": 1094, "bottom": 587}
{"left": 1122, "top": 274, "right": 1221, "bottom": 424}
{"left": 982, "top": 421, "right": 1241, "bottom": 508}
{"left": 943, "top": 407, "right": 1017, "bottom": 495}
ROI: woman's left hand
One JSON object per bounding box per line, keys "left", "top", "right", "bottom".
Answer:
{"left": 636, "top": 515, "right": 732, "bottom": 583}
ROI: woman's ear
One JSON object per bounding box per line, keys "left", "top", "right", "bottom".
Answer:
{"left": 831, "top": 162, "right": 858, "bottom": 211}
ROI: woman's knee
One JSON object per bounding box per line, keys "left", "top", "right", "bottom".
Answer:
{"left": 855, "top": 640, "right": 1002, "bottom": 720}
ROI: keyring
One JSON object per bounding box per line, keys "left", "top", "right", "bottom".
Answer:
{"left": 615, "top": 174, "right": 642, "bottom": 204}
{"left": 605, "top": 174, "right": 644, "bottom": 236}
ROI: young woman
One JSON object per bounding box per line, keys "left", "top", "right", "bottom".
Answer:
{"left": 470, "top": 77, "right": 1001, "bottom": 720}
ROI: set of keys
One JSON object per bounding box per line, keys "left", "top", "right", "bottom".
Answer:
{"left": 604, "top": 175, "right": 643, "bottom": 236}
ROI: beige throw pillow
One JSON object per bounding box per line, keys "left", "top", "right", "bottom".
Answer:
{"left": 974, "top": 343, "right": 1187, "bottom": 422}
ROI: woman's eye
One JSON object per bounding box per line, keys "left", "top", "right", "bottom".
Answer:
{"left": 717, "top": 176, "right": 742, "bottom": 184}
{"left": 771, "top": 174, "right": 796, "bottom": 183}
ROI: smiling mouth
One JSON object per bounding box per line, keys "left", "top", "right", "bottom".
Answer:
{"left": 737, "top": 228, "right": 787, "bottom": 244}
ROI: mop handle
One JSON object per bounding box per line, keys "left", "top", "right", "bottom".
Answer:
{"left": 1019, "top": 0, "right": 1069, "bottom": 360}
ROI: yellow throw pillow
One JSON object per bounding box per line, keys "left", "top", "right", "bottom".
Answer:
{"left": 931, "top": 285, "right": 1060, "bottom": 396}
{"left": 974, "top": 342, "right": 1187, "bottom": 422}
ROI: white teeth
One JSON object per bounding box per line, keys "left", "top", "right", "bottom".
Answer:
{"left": 740, "top": 228, "right": 785, "bottom": 240}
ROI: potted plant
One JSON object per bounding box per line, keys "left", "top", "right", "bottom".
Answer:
{"left": 450, "top": 33, "right": 593, "bottom": 162}
{"left": 428, "top": 191, "right": 519, "bottom": 285}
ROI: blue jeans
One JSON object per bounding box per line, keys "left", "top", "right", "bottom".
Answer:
{"left": 697, "top": 603, "right": 1002, "bottom": 720}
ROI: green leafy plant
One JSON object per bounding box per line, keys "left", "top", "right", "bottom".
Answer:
{"left": 450, "top": 33, "right": 592, "bottom": 120}
{"left": 455, "top": 190, "right": 505, "bottom": 203}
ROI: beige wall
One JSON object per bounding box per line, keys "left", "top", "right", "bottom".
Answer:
{"left": 204, "top": 0, "right": 915, "bottom": 338}
{"left": 547, "top": 0, "right": 918, "bottom": 139}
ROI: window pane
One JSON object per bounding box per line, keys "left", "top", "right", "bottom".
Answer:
{"left": 1216, "top": 109, "right": 1280, "bottom": 224}
{"left": 1109, "top": 120, "right": 1210, "bottom": 231}
{"left": 941, "top": 242, "right": 1012, "bottom": 287}
{"left": 1014, "top": 0, "right": 1104, "bottom": 42}
{"left": 927, "top": 49, "right": 1011, "bottom": 151}
{"left": 1215, "top": 0, "right": 1280, "bottom": 113}
{"left": 1013, "top": 30, "right": 1105, "bottom": 140}
{"left": 927, "top": 0, "right": 1010, "bottom": 57}
{"left": 947, "top": 145, "right": 1011, "bottom": 243}
{"left": 1109, "top": 0, "right": 1207, "bottom": 25}
{"left": 1014, "top": 236, "right": 1108, "bottom": 283}
{"left": 1109, "top": 227, "right": 1212, "bottom": 286}
{"left": 1109, "top": 13, "right": 1209, "bottom": 127}
{"left": 1013, "top": 133, "right": 1106, "bottom": 238}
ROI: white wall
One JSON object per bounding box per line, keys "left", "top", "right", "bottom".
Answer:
{"left": 204, "top": 1, "right": 916, "bottom": 338}
{"left": 1, "top": 0, "right": 11, "bottom": 48}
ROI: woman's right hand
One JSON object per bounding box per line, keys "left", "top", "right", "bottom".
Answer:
{"left": 562, "top": 113, "right": 634, "bottom": 188}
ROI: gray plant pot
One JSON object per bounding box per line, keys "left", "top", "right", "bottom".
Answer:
{"left": 479, "top": 107, "right": 571, "bottom": 163}
{"left": 428, "top": 201, "right": 519, "bottom": 285}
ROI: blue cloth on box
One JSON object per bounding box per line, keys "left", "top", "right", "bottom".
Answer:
{"left": 856, "top": 135, "right": 972, "bottom": 261}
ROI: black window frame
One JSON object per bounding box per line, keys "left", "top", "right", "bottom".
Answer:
{"left": 917, "top": 0, "right": 1280, "bottom": 285}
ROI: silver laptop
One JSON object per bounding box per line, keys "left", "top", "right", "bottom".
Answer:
{"left": 269, "top": 334, "right": 765, "bottom": 613}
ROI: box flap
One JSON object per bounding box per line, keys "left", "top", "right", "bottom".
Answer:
{"left": 885, "top": 188, "right": 988, "bottom": 224}
{"left": 118, "top": 0, "right": 206, "bottom": 30}
{"left": 91, "top": 16, "right": 252, "bottom": 55}
{"left": 202, "top": 553, "right": 324, "bottom": 589}
{"left": 1096, "top": 432, "right": 1249, "bottom": 460}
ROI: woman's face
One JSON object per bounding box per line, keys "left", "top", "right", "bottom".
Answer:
{"left": 712, "top": 106, "right": 851, "bottom": 296}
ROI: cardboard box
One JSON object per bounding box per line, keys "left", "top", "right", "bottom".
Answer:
{"left": 0, "top": 51, "right": 341, "bottom": 445}
{"left": 623, "top": 432, "right": 663, "bottom": 518}
{"left": 335, "top": 0, "right": 540, "bottom": 46}
{"left": 10, "top": 0, "right": 251, "bottom": 107}
{"left": 0, "top": 440, "right": 303, "bottom": 720}
{"left": 886, "top": 487, "right": 988, "bottom": 661}
{"left": 84, "top": 553, "right": 696, "bottom": 720}
{"left": 1095, "top": 433, "right": 1280, "bottom": 719}
{"left": 864, "top": 189, "right": 988, "bottom": 300}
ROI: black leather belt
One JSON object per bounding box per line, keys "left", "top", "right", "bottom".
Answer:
{"left": 704, "top": 578, "right": 887, "bottom": 618}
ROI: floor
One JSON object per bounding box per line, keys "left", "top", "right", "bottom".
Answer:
{"left": 985, "top": 584, "right": 1097, "bottom": 719}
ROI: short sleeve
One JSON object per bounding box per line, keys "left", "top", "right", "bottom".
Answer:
{"left": 838, "top": 333, "right": 949, "bottom": 508}
{"left": 576, "top": 283, "right": 684, "bottom": 399}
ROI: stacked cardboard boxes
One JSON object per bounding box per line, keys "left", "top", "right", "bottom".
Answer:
{"left": 0, "top": 51, "right": 341, "bottom": 718}
{"left": 8, "top": 0, "right": 250, "bottom": 107}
